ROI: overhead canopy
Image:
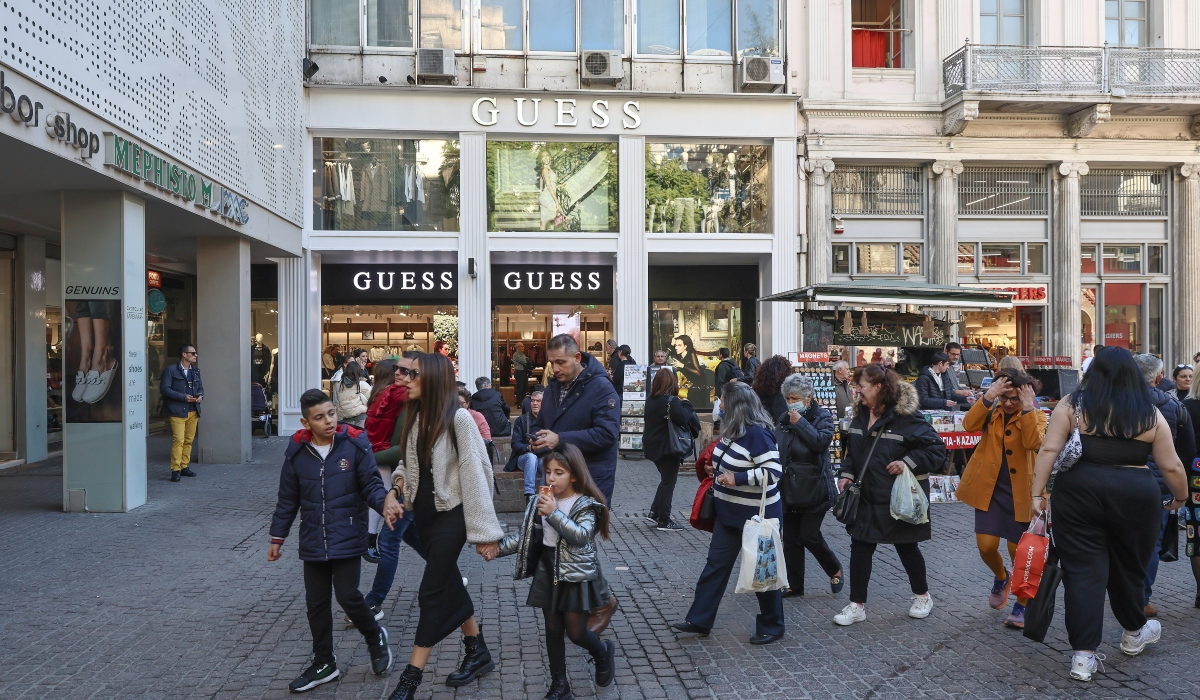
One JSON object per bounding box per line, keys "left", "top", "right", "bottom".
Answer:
{"left": 760, "top": 281, "right": 1014, "bottom": 310}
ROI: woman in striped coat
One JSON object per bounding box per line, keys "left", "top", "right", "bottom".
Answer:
{"left": 672, "top": 382, "right": 785, "bottom": 645}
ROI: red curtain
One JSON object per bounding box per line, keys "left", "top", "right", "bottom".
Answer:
{"left": 852, "top": 29, "right": 888, "bottom": 68}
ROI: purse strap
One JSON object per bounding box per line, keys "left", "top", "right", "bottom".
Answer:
{"left": 851, "top": 425, "right": 885, "bottom": 486}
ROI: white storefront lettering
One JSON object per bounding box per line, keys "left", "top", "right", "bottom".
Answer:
{"left": 469, "top": 97, "right": 640, "bottom": 130}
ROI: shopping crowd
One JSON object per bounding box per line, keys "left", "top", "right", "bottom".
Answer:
{"left": 256, "top": 336, "right": 1200, "bottom": 697}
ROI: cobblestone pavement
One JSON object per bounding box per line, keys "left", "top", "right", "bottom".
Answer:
{"left": 2, "top": 434, "right": 1199, "bottom": 699}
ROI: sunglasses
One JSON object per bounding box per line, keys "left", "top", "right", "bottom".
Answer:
{"left": 1177, "top": 364, "right": 1194, "bottom": 370}
{"left": 396, "top": 367, "right": 420, "bottom": 379}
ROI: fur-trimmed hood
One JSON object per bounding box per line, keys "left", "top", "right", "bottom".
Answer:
{"left": 854, "top": 381, "right": 921, "bottom": 417}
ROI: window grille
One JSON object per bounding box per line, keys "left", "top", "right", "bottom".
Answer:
{"left": 958, "top": 167, "right": 1047, "bottom": 215}
{"left": 831, "top": 166, "right": 923, "bottom": 215}
{"left": 1080, "top": 170, "right": 1167, "bottom": 216}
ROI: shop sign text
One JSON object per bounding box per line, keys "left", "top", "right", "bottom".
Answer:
{"left": 322, "top": 264, "right": 457, "bottom": 305}
{"left": 1, "top": 70, "right": 99, "bottom": 157}
{"left": 104, "top": 134, "right": 249, "bottom": 225}
{"left": 471, "top": 97, "right": 641, "bottom": 129}
{"left": 964, "top": 283, "right": 1047, "bottom": 305}
{"left": 492, "top": 265, "right": 613, "bottom": 301}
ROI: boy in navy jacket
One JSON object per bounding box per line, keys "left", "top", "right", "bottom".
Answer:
{"left": 269, "top": 389, "right": 402, "bottom": 693}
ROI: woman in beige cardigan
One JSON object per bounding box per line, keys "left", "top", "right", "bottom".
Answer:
{"left": 382, "top": 352, "right": 504, "bottom": 700}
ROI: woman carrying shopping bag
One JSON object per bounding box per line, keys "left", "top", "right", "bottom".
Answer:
{"left": 832, "top": 364, "right": 948, "bottom": 627}
{"left": 672, "top": 382, "right": 786, "bottom": 645}
{"left": 955, "top": 368, "right": 1046, "bottom": 629}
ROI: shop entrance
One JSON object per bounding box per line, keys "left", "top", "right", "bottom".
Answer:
{"left": 146, "top": 269, "right": 196, "bottom": 433}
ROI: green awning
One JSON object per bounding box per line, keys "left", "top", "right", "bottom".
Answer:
{"left": 759, "top": 281, "right": 1014, "bottom": 310}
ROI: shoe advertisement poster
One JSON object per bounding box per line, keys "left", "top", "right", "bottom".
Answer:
{"left": 64, "top": 300, "right": 124, "bottom": 423}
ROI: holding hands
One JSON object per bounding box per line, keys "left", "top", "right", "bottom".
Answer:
{"left": 476, "top": 542, "right": 500, "bottom": 561}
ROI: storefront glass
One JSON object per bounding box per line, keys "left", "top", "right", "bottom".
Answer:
{"left": 487, "top": 141, "right": 618, "bottom": 232}
{"left": 0, "top": 253, "right": 12, "bottom": 456}
{"left": 493, "top": 304, "right": 613, "bottom": 404}
{"left": 645, "top": 142, "right": 770, "bottom": 233}
{"left": 251, "top": 301, "right": 279, "bottom": 391}
{"left": 1017, "top": 307, "right": 1045, "bottom": 357}
{"left": 1149, "top": 286, "right": 1164, "bottom": 356}
{"left": 650, "top": 301, "right": 742, "bottom": 409}
{"left": 1082, "top": 285, "right": 1098, "bottom": 348}
{"left": 147, "top": 271, "right": 196, "bottom": 432}
{"left": 1104, "top": 282, "right": 1142, "bottom": 351}
{"left": 314, "top": 137, "right": 460, "bottom": 232}
{"left": 962, "top": 308, "right": 1019, "bottom": 355}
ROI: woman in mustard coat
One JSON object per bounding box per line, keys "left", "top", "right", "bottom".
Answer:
{"left": 956, "top": 369, "right": 1046, "bottom": 629}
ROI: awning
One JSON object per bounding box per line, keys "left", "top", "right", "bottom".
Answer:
{"left": 759, "top": 281, "right": 1014, "bottom": 310}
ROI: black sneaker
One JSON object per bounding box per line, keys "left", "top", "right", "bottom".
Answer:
{"left": 643, "top": 513, "right": 659, "bottom": 525}
{"left": 364, "top": 546, "right": 381, "bottom": 564}
{"left": 368, "top": 627, "right": 393, "bottom": 675}
{"left": 179, "top": 467, "right": 197, "bottom": 477}
{"left": 344, "top": 602, "right": 384, "bottom": 623}
{"left": 170, "top": 471, "right": 181, "bottom": 482}
{"left": 289, "top": 660, "right": 339, "bottom": 693}
{"left": 656, "top": 519, "right": 684, "bottom": 532}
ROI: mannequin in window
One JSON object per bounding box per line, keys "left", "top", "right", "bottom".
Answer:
{"left": 251, "top": 333, "right": 272, "bottom": 385}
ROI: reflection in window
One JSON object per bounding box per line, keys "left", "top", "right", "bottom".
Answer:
{"left": 980, "top": 0, "right": 1025, "bottom": 45}
{"left": 856, "top": 243, "right": 898, "bottom": 274}
{"left": 1081, "top": 244, "right": 1098, "bottom": 274}
{"left": 958, "top": 243, "right": 976, "bottom": 275}
{"left": 530, "top": 0, "right": 577, "bottom": 51}
{"left": 981, "top": 244, "right": 1021, "bottom": 274}
{"left": 368, "top": 0, "right": 414, "bottom": 47}
{"left": 833, "top": 244, "right": 851, "bottom": 274}
{"left": 582, "top": 0, "right": 624, "bottom": 51}
{"left": 1104, "top": 282, "right": 1143, "bottom": 352}
{"left": 903, "top": 244, "right": 921, "bottom": 274}
{"left": 488, "top": 142, "right": 618, "bottom": 232}
{"left": 481, "top": 0, "right": 523, "bottom": 50}
{"left": 1027, "top": 243, "right": 1045, "bottom": 274}
{"left": 1147, "top": 244, "right": 1164, "bottom": 274}
{"left": 737, "top": 0, "right": 779, "bottom": 57}
{"left": 1106, "top": 0, "right": 1146, "bottom": 47}
{"left": 1081, "top": 170, "right": 1166, "bottom": 215}
{"left": 832, "top": 166, "right": 922, "bottom": 215}
{"left": 1103, "top": 245, "right": 1141, "bottom": 274}
{"left": 687, "top": 0, "right": 732, "bottom": 56}
{"left": 311, "top": 0, "right": 360, "bottom": 45}
{"left": 646, "top": 143, "right": 771, "bottom": 233}
{"left": 638, "top": 0, "right": 681, "bottom": 54}
{"left": 314, "top": 138, "right": 460, "bottom": 232}
{"left": 421, "top": 0, "right": 463, "bottom": 48}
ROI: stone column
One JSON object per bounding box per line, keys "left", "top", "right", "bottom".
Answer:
{"left": 275, "top": 253, "right": 322, "bottom": 433}
{"left": 1053, "top": 162, "right": 1088, "bottom": 361}
{"left": 930, "top": 161, "right": 963, "bottom": 287}
{"left": 616, "top": 135, "right": 648, "bottom": 361}
{"left": 1177, "top": 165, "right": 1200, "bottom": 364}
{"left": 805, "top": 158, "right": 835, "bottom": 286}
{"left": 457, "top": 132, "right": 490, "bottom": 383}
{"left": 14, "top": 235, "right": 47, "bottom": 463}
{"left": 195, "top": 237, "right": 252, "bottom": 465}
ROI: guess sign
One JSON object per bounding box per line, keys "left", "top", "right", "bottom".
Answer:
{"left": 322, "top": 264, "right": 457, "bottom": 304}
{"left": 492, "top": 265, "right": 613, "bottom": 301}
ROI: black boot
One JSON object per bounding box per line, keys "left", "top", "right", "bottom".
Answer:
{"left": 543, "top": 671, "right": 574, "bottom": 700}
{"left": 591, "top": 640, "right": 615, "bottom": 688}
{"left": 386, "top": 664, "right": 422, "bottom": 700}
{"left": 444, "top": 633, "right": 495, "bottom": 687}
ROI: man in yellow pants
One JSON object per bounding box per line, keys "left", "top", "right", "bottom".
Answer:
{"left": 159, "top": 344, "right": 204, "bottom": 482}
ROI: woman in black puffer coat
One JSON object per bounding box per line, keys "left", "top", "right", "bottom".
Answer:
{"left": 775, "top": 373, "right": 843, "bottom": 598}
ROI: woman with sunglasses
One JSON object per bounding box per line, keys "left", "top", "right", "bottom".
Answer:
{"left": 955, "top": 368, "right": 1046, "bottom": 629}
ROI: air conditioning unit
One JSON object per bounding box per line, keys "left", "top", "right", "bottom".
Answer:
{"left": 580, "top": 50, "right": 623, "bottom": 82}
{"left": 739, "top": 56, "right": 784, "bottom": 91}
{"left": 416, "top": 48, "right": 456, "bottom": 81}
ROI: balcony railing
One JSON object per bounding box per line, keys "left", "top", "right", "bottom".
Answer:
{"left": 943, "top": 43, "right": 1200, "bottom": 98}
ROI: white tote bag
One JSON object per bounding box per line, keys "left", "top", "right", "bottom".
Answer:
{"left": 735, "top": 475, "right": 789, "bottom": 594}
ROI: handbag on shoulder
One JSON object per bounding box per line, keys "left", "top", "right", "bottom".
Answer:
{"left": 666, "top": 396, "right": 696, "bottom": 459}
{"left": 832, "top": 428, "right": 883, "bottom": 526}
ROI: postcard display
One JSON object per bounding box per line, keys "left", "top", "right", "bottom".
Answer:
{"left": 789, "top": 363, "right": 845, "bottom": 471}
{"left": 619, "top": 364, "right": 649, "bottom": 450}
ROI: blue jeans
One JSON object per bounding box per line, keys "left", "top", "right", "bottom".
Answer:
{"left": 1144, "top": 508, "right": 1173, "bottom": 605}
{"left": 518, "top": 452, "right": 541, "bottom": 496}
{"left": 365, "top": 509, "right": 424, "bottom": 607}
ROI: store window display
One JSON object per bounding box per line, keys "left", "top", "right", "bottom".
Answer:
{"left": 645, "top": 143, "right": 770, "bottom": 233}
{"left": 487, "top": 141, "right": 618, "bottom": 232}
{"left": 313, "top": 137, "right": 460, "bottom": 232}
{"left": 649, "top": 301, "right": 742, "bottom": 409}
{"left": 321, "top": 305, "right": 459, "bottom": 370}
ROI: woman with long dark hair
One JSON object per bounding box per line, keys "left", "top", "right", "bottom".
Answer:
{"left": 383, "top": 353, "right": 505, "bottom": 699}
{"left": 833, "top": 364, "right": 947, "bottom": 627}
{"left": 1184, "top": 378, "right": 1200, "bottom": 606}
{"left": 367, "top": 359, "right": 398, "bottom": 407}
{"left": 1030, "top": 347, "right": 1188, "bottom": 682}
{"left": 641, "top": 367, "right": 700, "bottom": 531}
{"left": 668, "top": 334, "right": 706, "bottom": 388}
{"left": 752, "top": 355, "right": 793, "bottom": 423}
{"left": 672, "top": 382, "right": 786, "bottom": 645}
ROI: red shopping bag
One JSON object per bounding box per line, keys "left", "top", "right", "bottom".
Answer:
{"left": 1011, "top": 516, "right": 1049, "bottom": 599}
{"left": 690, "top": 477, "right": 716, "bottom": 532}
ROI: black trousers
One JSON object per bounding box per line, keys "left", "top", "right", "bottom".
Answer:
{"left": 515, "top": 370, "right": 530, "bottom": 406}
{"left": 782, "top": 510, "right": 843, "bottom": 594}
{"left": 650, "top": 457, "right": 681, "bottom": 523}
{"left": 685, "top": 520, "right": 784, "bottom": 637}
{"left": 303, "top": 557, "right": 381, "bottom": 664}
{"left": 1053, "top": 463, "right": 1161, "bottom": 651}
{"left": 849, "top": 539, "right": 928, "bottom": 604}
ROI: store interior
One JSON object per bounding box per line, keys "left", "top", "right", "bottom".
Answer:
{"left": 492, "top": 304, "right": 613, "bottom": 405}
{"left": 321, "top": 304, "right": 460, "bottom": 378}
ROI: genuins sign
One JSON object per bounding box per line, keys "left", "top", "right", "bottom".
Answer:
{"left": 103, "top": 134, "right": 250, "bottom": 225}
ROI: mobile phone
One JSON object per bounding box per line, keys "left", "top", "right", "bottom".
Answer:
{"left": 527, "top": 433, "right": 540, "bottom": 443}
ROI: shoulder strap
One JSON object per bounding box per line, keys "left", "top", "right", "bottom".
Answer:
{"left": 852, "top": 426, "right": 885, "bottom": 485}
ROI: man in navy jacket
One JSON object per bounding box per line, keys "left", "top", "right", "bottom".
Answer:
{"left": 159, "top": 344, "right": 204, "bottom": 482}
{"left": 268, "top": 389, "right": 401, "bottom": 692}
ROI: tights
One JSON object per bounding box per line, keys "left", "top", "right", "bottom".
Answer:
{"left": 543, "top": 609, "right": 605, "bottom": 674}
{"left": 976, "top": 534, "right": 1028, "bottom": 605}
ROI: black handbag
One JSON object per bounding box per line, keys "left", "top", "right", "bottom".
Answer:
{"left": 832, "top": 427, "right": 883, "bottom": 526}
{"left": 1160, "top": 510, "right": 1179, "bottom": 562}
{"left": 665, "top": 397, "right": 696, "bottom": 460}
{"left": 778, "top": 425, "right": 831, "bottom": 511}
{"left": 698, "top": 482, "right": 717, "bottom": 521}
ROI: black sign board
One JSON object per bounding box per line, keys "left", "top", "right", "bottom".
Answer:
{"left": 322, "top": 264, "right": 457, "bottom": 305}
{"left": 492, "top": 265, "right": 613, "bottom": 301}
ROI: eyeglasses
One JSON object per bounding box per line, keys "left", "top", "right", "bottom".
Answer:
{"left": 183, "top": 350, "right": 197, "bottom": 356}
{"left": 998, "top": 395, "right": 1022, "bottom": 404}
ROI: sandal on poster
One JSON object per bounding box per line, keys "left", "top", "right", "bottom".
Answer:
{"left": 71, "top": 371, "right": 89, "bottom": 402}
{"left": 82, "top": 356, "right": 118, "bottom": 404}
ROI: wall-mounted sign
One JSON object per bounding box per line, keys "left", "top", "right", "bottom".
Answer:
{"left": 322, "top": 264, "right": 457, "bottom": 305}
{"left": 1, "top": 70, "right": 100, "bottom": 157}
{"left": 1054, "top": 355, "right": 1075, "bottom": 368}
{"left": 1032, "top": 356, "right": 1053, "bottom": 367}
{"left": 831, "top": 311, "right": 948, "bottom": 348}
{"left": 147, "top": 288, "right": 167, "bottom": 314}
{"left": 471, "top": 97, "right": 641, "bottom": 129}
{"left": 103, "top": 134, "right": 249, "bottom": 225}
{"left": 963, "top": 283, "right": 1048, "bottom": 306}
{"left": 790, "top": 351, "right": 830, "bottom": 364}
{"left": 492, "top": 265, "right": 613, "bottom": 301}
{"left": 147, "top": 270, "right": 162, "bottom": 289}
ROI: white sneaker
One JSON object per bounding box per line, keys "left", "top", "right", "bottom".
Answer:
{"left": 833, "top": 602, "right": 866, "bottom": 626}
{"left": 71, "top": 371, "right": 88, "bottom": 402}
{"left": 462, "top": 577, "right": 469, "bottom": 586}
{"left": 1069, "top": 651, "right": 1105, "bottom": 681}
{"left": 908, "top": 593, "right": 933, "bottom": 619}
{"left": 81, "top": 360, "right": 117, "bottom": 404}
{"left": 1120, "top": 620, "right": 1161, "bottom": 656}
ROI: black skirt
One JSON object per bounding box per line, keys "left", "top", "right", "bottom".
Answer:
{"left": 526, "top": 548, "right": 606, "bottom": 612}
{"left": 413, "top": 505, "right": 474, "bottom": 647}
